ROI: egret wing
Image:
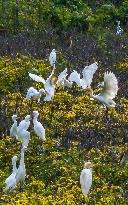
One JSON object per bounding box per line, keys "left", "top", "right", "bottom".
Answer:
{"left": 29, "top": 73, "right": 45, "bottom": 84}
{"left": 68, "top": 70, "right": 81, "bottom": 87}
{"left": 82, "top": 63, "right": 98, "bottom": 87}
{"left": 102, "top": 72, "right": 118, "bottom": 99}
{"left": 58, "top": 68, "right": 68, "bottom": 81}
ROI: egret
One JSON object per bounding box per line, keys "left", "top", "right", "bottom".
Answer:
{"left": 116, "top": 21, "right": 123, "bottom": 36}
{"left": 17, "top": 115, "right": 31, "bottom": 132}
{"left": 16, "top": 146, "right": 27, "bottom": 185}
{"left": 26, "top": 87, "right": 45, "bottom": 102}
{"left": 56, "top": 68, "right": 72, "bottom": 89}
{"left": 82, "top": 63, "right": 98, "bottom": 88}
{"left": 29, "top": 66, "right": 57, "bottom": 101}
{"left": 33, "top": 111, "right": 45, "bottom": 141}
{"left": 17, "top": 115, "right": 31, "bottom": 147}
{"left": 18, "top": 130, "right": 30, "bottom": 148}
{"left": 80, "top": 161, "right": 94, "bottom": 196}
{"left": 90, "top": 71, "right": 118, "bottom": 107}
{"left": 69, "top": 63, "right": 98, "bottom": 89}
{"left": 10, "top": 115, "right": 18, "bottom": 138}
{"left": 3, "top": 156, "right": 18, "bottom": 192}
{"left": 49, "top": 49, "right": 56, "bottom": 66}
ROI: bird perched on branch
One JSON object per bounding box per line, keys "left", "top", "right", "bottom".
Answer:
{"left": 26, "top": 87, "right": 45, "bottom": 102}
{"left": 69, "top": 63, "right": 98, "bottom": 89}
{"left": 3, "top": 156, "right": 18, "bottom": 192}
{"left": 17, "top": 115, "right": 31, "bottom": 132}
{"left": 90, "top": 71, "right": 118, "bottom": 107}
{"left": 80, "top": 161, "right": 94, "bottom": 196}
{"left": 17, "top": 115, "right": 31, "bottom": 147}
{"left": 49, "top": 49, "right": 57, "bottom": 66}
{"left": 33, "top": 111, "right": 45, "bottom": 141}
{"left": 10, "top": 115, "right": 18, "bottom": 138}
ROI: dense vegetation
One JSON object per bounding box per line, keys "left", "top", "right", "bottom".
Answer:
{"left": 0, "top": 0, "right": 128, "bottom": 204}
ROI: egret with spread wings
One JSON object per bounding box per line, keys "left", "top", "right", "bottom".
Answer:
{"left": 69, "top": 63, "right": 98, "bottom": 89}
{"left": 90, "top": 71, "right": 118, "bottom": 107}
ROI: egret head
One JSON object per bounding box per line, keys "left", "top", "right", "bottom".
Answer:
{"left": 52, "top": 49, "right": 56, "bottom": 52}
{"left": 84, "top": 161, "right": 94, "bottom": 169}
{"left": 25, "top": 115, "right": 31, "bottom": 121}
{"left": 33, "top": 111, "right": 39, "bottom": 118}
{"left": 39, "top": 89, "right": 45, "bottom": 94}
{"left": 12, "top": 115, "right": 18, "bottom": 121}
{"left": 12, "top": 155, "right": 18, "bottom": 163}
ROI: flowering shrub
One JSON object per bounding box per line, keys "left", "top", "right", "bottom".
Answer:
{"left": 0, "top": 55, "right": 128, "bottom": 204}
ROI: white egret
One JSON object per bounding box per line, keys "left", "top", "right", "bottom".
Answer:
{"left": 17, "top": 115, "right": 31, "bottom": 147}
{"left": 56, "top": 68, "right": 72, "bottom": 89}
{"left": 10, "top": 115, "right": 18, "bottom": 138}
{"left": 90, "top": 71, "right": 118, "bottom": 107}
{"left": 29, "top": 66, "right": 57, "bottom": 101}
{"left": 33, "top": 111, "right": 45, "bottom": 141}
{"left": 26, "top": 87, "right": 45, "bottom": 102}
{"left": 116, "top": 21, "right": 123, "bottom": 36}
{"left": 3, "top": 156, "right": 18, "bottom": 192}
{"left": 69, "top": 63, "right": 98, "bottom": 89}
{"left": 17, "top": 115, "right": 31, "bottom": 132}
{"left": 18, "top": 130, "right": 30, "bottom": 148}
{"left": 82, "top": 63, "right": 98, "bottom": 88}
{"left": 16, "top": 146, "right": 27, "bottom": 185}
{"left": 49, "top": 49, "right": 56, "bottom": 66}
{"left": 80, "top": 161, "right": 94, "bottom": 196}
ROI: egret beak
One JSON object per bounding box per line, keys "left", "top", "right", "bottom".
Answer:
{"left": 16, "top": 117, "right": 20, "bottom": 119}
{"left": 90, "top": 98, "right": 94, "bottom": 101}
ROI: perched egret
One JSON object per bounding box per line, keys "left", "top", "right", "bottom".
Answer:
{"left": 17, "top": 115, "right": 31, "bottom": 132}
{"left": 116, "top": 21, "right": 123, "bottom": 36}
{"left": 29, "top": 66, "right": 57, "bottom": 101}
{"left": 10, "top": 115, "right": 18, "bottom": 138}
{"left": 80, "top": 161, "right": 94, "bottom": 196}
{"left": 69, "top": 63, "right": 98, "bottom": 89}
{"left": 90, "top": 71, "right": 118, "bottom": 107}
{"left": 56, "top": 68, "right": 72, "bottom": 89}
{"left": 17, "top": 115, "right": 31, "bottom": 146}
{"left": 16, "top": 147, "right": 27, "bottom": 185}
{"left": 49, "top": 49, "right": 56, "bottom": 66}
{"left": 3, "top": 156, "right": 18, "bottom": 192}
{"left": 18, "top": 130, "right": 30, "bottom": 148}
{"left": 26, "top": 87, "right": 45, "bottom": 102}
{"left": 33, "top": 111, "right": 45, "bottom": 141}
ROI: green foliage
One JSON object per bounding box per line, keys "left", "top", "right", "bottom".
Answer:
{"left": 0, "top": 0, "right": 127, "bottom": 33}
